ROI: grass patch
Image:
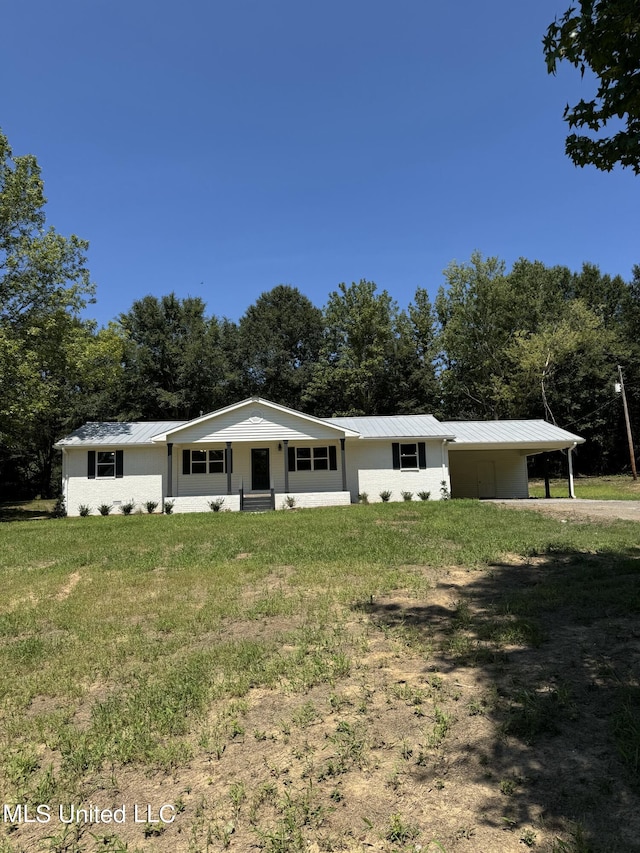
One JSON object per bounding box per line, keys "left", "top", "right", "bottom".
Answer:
{"left": 529, "top": 475, "right": 640, "bottom": 500}
{"left": 0, "top": 502, "right": 639, "bottom": 851}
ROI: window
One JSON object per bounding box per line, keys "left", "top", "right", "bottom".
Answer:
{"left": 400, "top": 443, "right": 418, "bottom": 469}
{"left": 87, "top": 450, "right": 123, "bottom": 479}
{"left": 182, "top": 448, "right": 229, "bottom": 475}
{"left": 392, "top": 442, "right": 426, "bottom": 470}
{"left": 97, "top": 451, "right": 116, "bottom": 478}
{"left": 288, "top": 446, "right": 337, "bottom": 472}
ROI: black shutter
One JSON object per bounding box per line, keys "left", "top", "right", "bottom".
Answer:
{"left": 182, "top": 449, "right": 191, "bottom": 475}
{"left": 88, "top": 450, "right": 96, "bottom": 479}
{"left": 329, "top": 446, "right": 337, "bottom": 471}
{"left": 115, "top": 450, "right": 124, "bottom": 478}
{"left": 288, "top": 447, "right": 296, "bottom": 472}
{"left": 392, "top": 443, "right": 400, "bottom": 470}
{"left": 418, "top": 442, "right": 426, "bottom": 469}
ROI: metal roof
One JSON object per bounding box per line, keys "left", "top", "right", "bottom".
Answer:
{"left": 330, "top": 414, "right": 456, "bottom": 440}
{"left": 441, "top": 420, "right": 584, "bottom": 446}
{"left": 55, "top": 421, "right": 186, "bottom": 447}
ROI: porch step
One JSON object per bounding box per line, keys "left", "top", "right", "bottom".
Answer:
{"left": 241, "top": 492, "right": 274, "bottom": 512}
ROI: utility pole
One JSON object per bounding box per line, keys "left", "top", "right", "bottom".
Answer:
{"left": 616, "top": 366, "right": 637, "bottom": 480}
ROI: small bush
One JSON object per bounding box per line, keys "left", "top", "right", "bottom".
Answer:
{"left": 144, "top": 500, "right": 159, "bottom": 514}
{"left": 379, "top": 490, "right": 392, "bottom": 502}
{"left": 52, "top": 495, "right": 67, "bottom": 518}
{"left": 285, "top": 495, "right": 296, "bottom": 508}
{"left": 208, "top": 498, "right": 225, "bottom": 512}
{"left": 98, "top": 504, "right": 112, "bottom": 516}
{"left": 358, "top": 492, "right": 369, "bottom": 504}
{"left": 164, "top": 500, "right": 174, "bottom": 515}
{"left": 417, "top": 490, "right": 431, "bottom": 501}
{"left": 440, "top": 480, "right": 451, "bottom": 500}
{"left": 401, "top": 491, "right": 413, "bottom": 502}
{"left": 78, "top": 505, "right": 91, "bottom": 517}
{"left": 120, "top": 501, "right": 135, "bottom": 515}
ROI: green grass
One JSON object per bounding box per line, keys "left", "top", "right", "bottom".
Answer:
{"left": 529, "top": 475, "right": 640, "bottom": 500}
{"left": 0, "top": 501, "right": 638, "bottom": 852}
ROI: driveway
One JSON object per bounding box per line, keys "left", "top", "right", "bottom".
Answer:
{"left": 491, "top": 498, "right": 640, "bottom": 523}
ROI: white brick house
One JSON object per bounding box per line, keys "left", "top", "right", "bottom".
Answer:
{"left": 55, "top": 397, "right": 584, "bottom": 515}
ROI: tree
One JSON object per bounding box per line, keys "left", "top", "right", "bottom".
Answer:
{"left": 543, "top": 0, "right": 640, "bottom": 173}
{"left": 0, "top": 128, "right": 96, "bottom": 495}
{"left": 237, "top": 285, "right": 323, "bottom": 409}
{"left": 117, "top": 293, "right": 233, "bottom": 420}
{"left": 303, "top": 280, "right": 406, "bottom": 416}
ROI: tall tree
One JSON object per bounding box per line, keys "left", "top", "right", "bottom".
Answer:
{"left": 303, "top": 280, "right": 404, "bottom": 416}
{"left": 0, "top": 128, "right": 97, "bottom": 495}
{"left": 117, "top": 293, "right": 233, "bottom": 420}
{"left": 237, "top": 285, "right": 323, "bottom": 409}
{"left": 543, "top": 0, "right": 640, "bottom": 172}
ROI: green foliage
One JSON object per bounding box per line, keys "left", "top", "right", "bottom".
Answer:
{"left": 98, "top": 503, "right": 112, "bottom": 516}
{"left": 543, "top": 0, "right": 640, "bottom": 173}
{"left": 78, "top": 504, "right": 91, "bottom": 517}
{"left": 119, "top": 501, "right": 135, "bottom": 515}
{"left": 208, "top": 498, "right": 225, "bottom": 512}
{"left": 237, "top": 285, "right": 323, "bottom": 409}
{"left": 144, "top": 500, "right": 159, "bottom": 514}
{"left": 379, "top": 490, "right": 392, "bottom": 502}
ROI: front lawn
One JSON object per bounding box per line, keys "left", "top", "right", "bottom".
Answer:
{"left": 0, "top": 502, "right": 638, "bottom": 852}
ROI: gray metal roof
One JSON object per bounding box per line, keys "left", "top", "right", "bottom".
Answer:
{"left": 330, "top": 414, "right": 456, "bottom": 440}
{"left": 441, "top": 420, "right": 584, "bottom": 446}
{"left": 55, "top": 421, "right": 186, "bottom": 447}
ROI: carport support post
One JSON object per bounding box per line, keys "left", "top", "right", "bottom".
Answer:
{"left": 543, "top": 454, "right": 551, "bottom": 499}
{"left": 167, "top": 443, "right": 173, "bottom": 497}
{"left": 567, "top": 443, "right": 576, "bottom": 499}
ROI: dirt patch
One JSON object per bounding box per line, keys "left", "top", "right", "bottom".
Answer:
{"left": 493, "top": 498, "right": 640, "bottom": 523}
{"left": 56, "top": 571, "right": 81, "bottom": 601}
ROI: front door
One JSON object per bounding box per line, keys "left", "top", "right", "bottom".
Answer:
{"left": 251, "top": 448, "right": 270, "bottom": 491}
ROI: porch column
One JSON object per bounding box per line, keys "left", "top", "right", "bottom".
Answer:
{"left": 340, "top": 438, "right": 347, "bottom": 491}
{"left": 167, "top": 443, "right": 173, "bottom": 497}
{"left": 226, "top": 441, "right": 232, "bottom": 495}
{"left": 283, "top": 439, "right": 289, "bottom": 492}
{"left": 567, "top": 443, "right": 576, "bottom": 498}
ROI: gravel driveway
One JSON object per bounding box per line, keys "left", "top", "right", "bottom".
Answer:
{"left": 492, "top": 498, "right": 640, "bottom": 522}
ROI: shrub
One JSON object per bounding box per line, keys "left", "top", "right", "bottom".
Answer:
{"left": 401, "top": 491, "right": 413, "bottom": 502}
{"left": 120, "top": 501, "right": 135, "bottom": 515}
{"left": 208, "top": 498, "right": 225, "bottom": 512}
{"left": 440, "top": 481, "right": 451, "bottom": 500}
{"left": 417, "top": 490, "right": 431, "bottom": 501}
{"left": 144, "top": 500, "right": 159, "bottom": 514}
{"left": 78, "top": 505, "right": 91, "bottom": 517}
{"left": 52, "top": 495, "right": 67, "bottom": 518}
{"left": 164, "top": 500, "right": 174, "bottom": 515}
{"left": 285, "top": 495, "right": 296, "bottom": 508}
{"left": 98, "top": 504, "right": 112, "bottom": 516}
{"left": 379, "top": 490, "right": 392, "bottom": 502}
{"left": 358, "top": 492, "right": 369, "bottom": 504}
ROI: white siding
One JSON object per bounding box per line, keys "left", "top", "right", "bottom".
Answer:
{"left": 64, "top": 447, "right": 165, "bottom": 516}
{"left": 167, "top": 405, "right": 342, "bottom": 444}
{"left": 345, "top": 439, "right": 447, "bottom": 503}
{"left": 448, "top": 450, "right": 528, "bottom": 499}
{"left": 171, "top": 495, "right": 240, "bottom": 513}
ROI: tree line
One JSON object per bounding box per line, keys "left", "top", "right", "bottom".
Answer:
{"left": 2, "top": 128, "right": 639, "bottom": 497}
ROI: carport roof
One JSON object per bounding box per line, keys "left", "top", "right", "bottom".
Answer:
{"left": 441, "top": 419, "right": 584, "bottom": 448}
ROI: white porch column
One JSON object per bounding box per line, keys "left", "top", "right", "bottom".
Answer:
{"left": 226, "top": 441, "right": 232, "bottom": 495}
{"left": 283, "top": 439, "right": 289, "bottom": 492}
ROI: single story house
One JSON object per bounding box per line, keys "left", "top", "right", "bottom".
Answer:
{"left": 55, "top": 397, "right": 585, "bottom": 515}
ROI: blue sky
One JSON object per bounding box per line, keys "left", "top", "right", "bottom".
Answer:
{"left": 2, "top": 0, "right": 637, "bottom": 327}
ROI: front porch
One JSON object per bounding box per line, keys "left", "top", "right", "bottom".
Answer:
{"left": 169, "top": 490, "right": 351, "bottom": 513}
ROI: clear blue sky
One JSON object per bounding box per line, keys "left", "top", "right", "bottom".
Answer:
{"left": 2, "top": 0, "right": 637, "bottom": 327}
